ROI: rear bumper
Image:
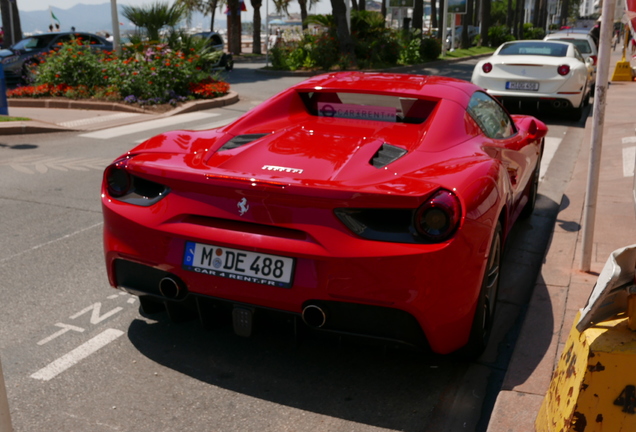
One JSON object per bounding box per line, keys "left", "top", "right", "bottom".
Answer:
{"left": 102, "top": 198, "right": 493, "bottom": 354}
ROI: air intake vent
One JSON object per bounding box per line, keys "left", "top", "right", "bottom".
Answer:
{"left": 219, "top": 133, "right": 269, "bottom": 151}
{"left": 371, "top": 143, "right": 407, "bottom": 168}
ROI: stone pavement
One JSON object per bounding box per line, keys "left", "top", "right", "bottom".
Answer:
{"left": 487, "top": 56, "right": 636, "bottom": 430}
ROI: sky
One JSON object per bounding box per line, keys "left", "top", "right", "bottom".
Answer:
{"left": 20, "top": 0, "right": 332, "bottom": 15}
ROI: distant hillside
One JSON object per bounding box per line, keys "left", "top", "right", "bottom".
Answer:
{"left": 18, "top": 2, "right": 230, "bottom": 36}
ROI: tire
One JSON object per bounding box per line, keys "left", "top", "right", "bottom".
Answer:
{"left": 520, "top": 151, "right": 541, "bottom": 219}
{"left": 460, "top": 222, "right": 502, "bottom": 359}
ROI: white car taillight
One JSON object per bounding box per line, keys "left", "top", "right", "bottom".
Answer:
{"left": 557, "top": 65, "right": 570, "bottom": 76}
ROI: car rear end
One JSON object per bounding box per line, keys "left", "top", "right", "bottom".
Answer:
{"left": 472, "top": 41, "right": 588, "bottom": 111}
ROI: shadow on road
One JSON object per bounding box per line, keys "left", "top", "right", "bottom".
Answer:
{"left": 127, "top": 316, "right": 465, "bottom": 431}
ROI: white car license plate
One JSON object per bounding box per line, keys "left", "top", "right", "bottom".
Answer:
{"left": 183, "top": 241, "right": 295, "bottom": 288}
{"left": 506, "top": 81, "right": 539, "bottom": 91}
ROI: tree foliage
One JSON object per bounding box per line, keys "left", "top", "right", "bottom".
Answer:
{"left": 121, "top": 1, "right": 187, "bottom": 42}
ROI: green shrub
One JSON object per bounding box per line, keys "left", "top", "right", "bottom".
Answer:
{"left": 34, "top": 36, "right": 106, "bottom": 89}
{"left": 488, "top": 25, "right": 515, "bottom": 47}
{"left": 398, "top": 35, "right": 422, "bottom": 65}
{"left": 420, "top": 37, "right": 441, "bottom": 61}
{"left": 523, "top": 23, "right": 545, "bottom": 40}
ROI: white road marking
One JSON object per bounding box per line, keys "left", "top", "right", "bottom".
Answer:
{"left": 79, "top": 112, "right": 219, "bottom": 139}
{"left": 30, "top": 329, "right": 124, "bottom": 381}
{"left": 540, "top": 136, "right": 561, "bottom": 181}
{"left": 623, "top": 146, "right": 635, "bottom": 177}
{"left": 622, "top": 136, "right": 636, "bottom": 144}
{"left": 58, "top": 112, "right": 141, "bottom": 128}
{"left": 37, "top": 323, "right": 85, "bottom": 346}
{"left": 133, "top": 117, "right": 239, "bottom": 143}
{"left": 70, "top": 303, "right": 123, "bottom": 325}
{"left": 0, "top": 222, "right": 103, "bottom": 265}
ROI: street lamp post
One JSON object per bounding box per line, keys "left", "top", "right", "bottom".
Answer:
{"left": 110, "top": 0, "right": 122, "bottom": 56}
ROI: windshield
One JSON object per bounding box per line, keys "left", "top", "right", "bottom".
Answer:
{"left": 550, "top": 38, "right": 591, "bottom": 54}
{"left": 12, "top": 35, "right": 57, "bottom": 51}
{"left": 499, "top": 41, "right": 568, "bottom": 57}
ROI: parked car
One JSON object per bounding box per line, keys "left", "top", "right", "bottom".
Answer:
{"left": 101, "top": 72, "right": 547, "bottom": 358}
{"left": 0, "top": 32, "right": 112, "bottom": 85}
{"left": 544, "top": 30, "right": 598, "bottom": 90}
{"left": 471, "top": 40, "right": 594, "bottom": 120}
{"left": 446, "top": 25, "right": 479, "bottom": 50}
{"left": 192, "top": 31, "right": 233, "bottom": 71}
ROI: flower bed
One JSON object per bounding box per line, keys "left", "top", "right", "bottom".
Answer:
{"left": 6, "top": 37, "right": 230, "bottom": 109}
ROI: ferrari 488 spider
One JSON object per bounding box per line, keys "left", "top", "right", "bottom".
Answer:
{"left": 102, "top": 72, "right": 547, "bottom": 358}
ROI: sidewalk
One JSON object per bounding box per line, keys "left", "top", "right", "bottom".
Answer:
{"left": 487, "top": 53, "right": 636, "bottom": 430}
{"left": 0, "top": 91, "right": 239, "bottom": 135}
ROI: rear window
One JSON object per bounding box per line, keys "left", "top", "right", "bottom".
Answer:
{"left": 499, "top": 41, "right": 568, "bottom": 57}
{"left": 299, "top": 92, "right": 437, "bottom": 124}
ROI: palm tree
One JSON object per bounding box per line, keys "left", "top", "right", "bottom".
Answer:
{"left": 0, "top": 0, "right": 23, "bottom": 48}
{"left": 176, "top": 0, "right": 221, "bottom": 32}
{"left": 412, "top": 0, "right": 423, "bottom": 34}
{"left": 121, "top": 1, "right": 187, "bottom": 42}
{"left": 329, "top": 0, "right": 355, "bottom": 60}
{"left": 250, "top": 0, "right": 263, "bottom": 53}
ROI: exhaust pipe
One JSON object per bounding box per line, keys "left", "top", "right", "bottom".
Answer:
{"left": 159, "top": 277, "right": 182, "bottom": 299}
{"left": 552, "top": 100, "right": 562, "bottom": 108}
{"left": 302, "top": 304, "right": 327, "bottom": 328}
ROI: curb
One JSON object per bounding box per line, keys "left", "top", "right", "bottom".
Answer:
{"left": 1, "top": 91, "right": 239, "bottom": 135}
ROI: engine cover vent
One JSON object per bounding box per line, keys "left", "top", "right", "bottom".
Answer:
{"left": 219, "top": 133, "right": 269, "bottom": 151}
{"left": 371, "top": 143, "right": 407, "bottom": 168}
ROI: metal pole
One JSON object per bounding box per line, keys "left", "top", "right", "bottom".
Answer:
{"left": 580, "top": 0, "right": 617, "bottom": 271}
{"left": 0, "top": 357, "right": 13, "bottom": 432}
{"left": 110, "top": 0, "right": 122, "bottom": 56}
{"left": 265, "top": 0, "right": 269, "bottom": 67}
{"left": 441, "top": 0, "right": 448, "bottom": 56}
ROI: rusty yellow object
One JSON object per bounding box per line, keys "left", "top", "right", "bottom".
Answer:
{"left": 612, "top": 34, "right": 633, "bottom": 82}
{"left": 629, "top": 294, "right": 636, "bottom": 331}
{"left": 536, "top": 312, "right": 636, "bottom": 431}
{"left": 611, "top": 60, "right": 633, "bottom": 81}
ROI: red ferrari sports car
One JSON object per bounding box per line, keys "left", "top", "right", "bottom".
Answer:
{"left": 102, "top": 72, "right": 547, "bottom": 358}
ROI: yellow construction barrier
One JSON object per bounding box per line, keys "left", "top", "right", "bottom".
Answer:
{"left": 612, "top": 31, "right": 634, "bottom": 81}
{"left": 536, "top": 314, "right": 636, "bottom": 431}
{"left": 611, "top": 60, "right": 633, "bottom": 81}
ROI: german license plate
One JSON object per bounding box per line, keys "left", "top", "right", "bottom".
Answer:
{"left": 182, "top": 241, "right": 295, "bottom": 288}
{"left": 506, "top": 81, "right": 539, "bottom": 91}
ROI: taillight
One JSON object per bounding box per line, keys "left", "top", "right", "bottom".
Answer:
{"left": 413, "top": 190, "right": 461, "bottom": 242}
{"left": 105, "top": 165, "right": 132, "bottom": 197}
{"left": 482, "top": 62, "right": 493, "bottom": 73}
{"left": 590, "top": 55, "right": 598, "bottom": 65}
{"left": 557, "top": 64, "right": 570, "bottom": 76}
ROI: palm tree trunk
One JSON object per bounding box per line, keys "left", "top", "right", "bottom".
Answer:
{"left": 329, "top": 0, "right": 355, "bottom": 60}
{"left": 228, "top": 0, "right": 242, "bottom": 54}
{"left": 0, "top": 0, "right": 23, "bottom": 48}
{"left": 251, "top": 0, "right": 262, "bottom": 53}
{"left": 480, "top": 0, "right": 490, "bottom": 46}
{"left": 412, "top": 0, "right": 423, "bottom": 34}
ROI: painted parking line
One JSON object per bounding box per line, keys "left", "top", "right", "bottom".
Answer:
{"left": 30, "top": 329, "right": 124, "bottom": 381}
{"left": 133, "top": 117, "right": 240, "bottom": 144}
{"left": 540, "top": 136, "right": 562, "bottom": 181}
{"left": 79, "top": 112, "right": 219, "bottom": 139}
{"left": 623, "top": 146, "right": 635, "bottom": 177}
{"left": 58, "top": 112, "right": 141, "bottom": 128}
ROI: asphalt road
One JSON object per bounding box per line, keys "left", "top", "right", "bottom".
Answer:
{"left": 0, "top": 58, "right": 589, "bottom": 431}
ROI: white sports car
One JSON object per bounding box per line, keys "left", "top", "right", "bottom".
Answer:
{"left": 471, "top": 40, "right": 594, "bottom": 120}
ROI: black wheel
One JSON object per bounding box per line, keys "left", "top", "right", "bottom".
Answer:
{"left": 225, "top": 58, "right": 234, "bottom": 71}
{"left": 460, "top": 222, "right": 502, "bottom": 359}
{"left": 520, "top": 150, "right": 542, "bottom": 219}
